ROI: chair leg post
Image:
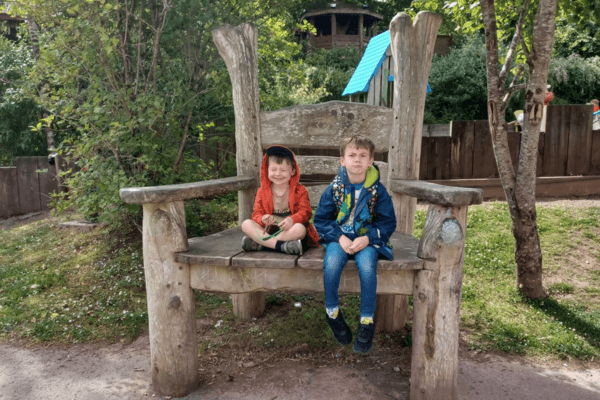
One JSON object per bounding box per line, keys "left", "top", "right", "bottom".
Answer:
{"left": 375, "top": 294, "right": 409, "bottom": 332}
{"left": 231, "top": 292, "right": 266, "bottom": 320}
{"left": 143, "top": 202, "right": 199, "bottom": 397}
{"left": 410, "top": 204, "right": 466, "bottom": 400}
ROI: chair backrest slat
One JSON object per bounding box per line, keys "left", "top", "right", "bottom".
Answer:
{"left": 260, "top": 101, "right": 393, "bottom": 152}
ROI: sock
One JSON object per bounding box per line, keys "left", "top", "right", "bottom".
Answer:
{"left": 275, "top": 241, "right": 284, "bottom": 252}
{"left": 326, "top": 307, "right": 339, "bottom": 319}
{"left": 360, "top": 316, "right": 373, "bottom": 325}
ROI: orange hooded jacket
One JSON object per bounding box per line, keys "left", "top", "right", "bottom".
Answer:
{"left": 251, "top": 147, "right": 320, "bottom": 247}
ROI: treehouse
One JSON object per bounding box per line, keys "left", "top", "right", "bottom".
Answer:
{"left": 297, "top": 2, "right": 383, "bottom": 50}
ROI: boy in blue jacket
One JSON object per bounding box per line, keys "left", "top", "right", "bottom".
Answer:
{"left": 314, "top": 135, "right": 396, "bottom": 355}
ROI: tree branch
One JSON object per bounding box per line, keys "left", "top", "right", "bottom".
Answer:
{"left": 520, "top": 36, "right": 531, "bottom": 67}
{"left": 173, "top": 108, "right": 193, "bottom": 174}
{"left": 503, "top": 64, "right": 526, "bottom": 108}
{"left": 498, "top": 0, "right": 532, "bottom": 91}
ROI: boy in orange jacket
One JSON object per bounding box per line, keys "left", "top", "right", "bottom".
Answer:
{"left": 241, "top": 145, "right": 319, "bottom": 255}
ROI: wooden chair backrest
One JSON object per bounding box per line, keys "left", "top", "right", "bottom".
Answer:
{"left": 259, "top": 101, "right": 392, "bottom": 206}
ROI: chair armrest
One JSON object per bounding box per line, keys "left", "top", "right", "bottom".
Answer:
{"left": 119, "top": 176, "right": 257, "bottom": 204}
{"left": 390, "top": 179, "right": 483, "bottom": 207}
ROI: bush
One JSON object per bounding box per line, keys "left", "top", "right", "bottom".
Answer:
{"left": 424, "top": 35, "right": 489, "bottom": 123}
{"left": 548, "top": 55, "right": 600, "bottom": 105}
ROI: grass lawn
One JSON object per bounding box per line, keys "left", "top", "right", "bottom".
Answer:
{"left": 0, "top": 199, "right": 598, "bottom": 363}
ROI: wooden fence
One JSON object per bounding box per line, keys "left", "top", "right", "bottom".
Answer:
{"left": 0, "top": 157, "right": 60, "bottom": 219}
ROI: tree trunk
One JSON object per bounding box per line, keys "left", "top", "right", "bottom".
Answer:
{"left": 481, "top": 0, "right": 556, "bottom": 299}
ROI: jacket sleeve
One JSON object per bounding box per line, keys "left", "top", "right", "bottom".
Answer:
{"left": 290, "top": 184, "right": 313, "bottom": 224}
{"left": 313, "top": 184, "right": 345, "bottom": 244}
{"left": 365, "top": 184, "right": 397, "bottom": 246}
{"left": 251, "top": 190, "right": 268, "bottom": 226}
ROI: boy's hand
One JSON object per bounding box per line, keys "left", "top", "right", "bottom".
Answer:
{"left": 339, "top": 235, "right": 354, "bottom": 254}
{"left": 262, "top": 214, "right": 275, "bottom": 227}
{"left": 278, "top": 217, "right": 294, "bottom": 231}
{"left": 349, "top": 236, "right": 369, "bottom": 253}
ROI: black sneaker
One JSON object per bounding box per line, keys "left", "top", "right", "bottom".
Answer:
{"left": 326, "top": 311, "right": 352, "bottom": 346}
{"left": 241, "top": 236, "right": 263, "bottom": 251}
{"left": 280, "top": 239, "right": 303, "bottom": 255}
{"left": 353, "top": 322, "right": 375, "bottom": 355}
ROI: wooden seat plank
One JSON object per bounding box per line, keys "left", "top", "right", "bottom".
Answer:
{"left": 175, "top": 227, "right": 245, "bottom": 266}
{"left": 297, "top": 233, "right": 423, "bottom": 270}
{"left": 189, "top": 264, "right": 415, "bottom": 296}
{"left": 232, "top": 250, "right": 298, "bottom": 269}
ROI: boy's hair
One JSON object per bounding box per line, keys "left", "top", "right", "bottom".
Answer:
{"left": 267, "top": 155, "right": 294, "bottom": 168}
{"left": 340, "top": 135, "right": 375, "bottom": 158}
{"left": 592, "top": 99, "right": 599, "bottom": 105}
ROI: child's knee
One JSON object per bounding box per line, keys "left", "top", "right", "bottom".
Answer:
{"left": 241, "top": 219, "right": 256, "bottom": 234}
{"left": 291, "top": 223, "right": 306, "bottom": 236}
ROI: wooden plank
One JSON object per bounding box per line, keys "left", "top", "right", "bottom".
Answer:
{"left": 427, "top": 176, "right": 600, "bottom": 199}
{"left": 507, "top": 130, "right": 520, "bottom": 175}
{"left": 176, "top": 227, "right": 245, "bottom": 266}
{"left": 426, "top": 137, "right": 451, "bottom": 180}
{"left": 390, "top": 179, "right": 483, "bottom": 206}
{"left": 450, "top": 121, "right": 474, "bottom": 179}
{"left": 305, "top": 184, "right": 329, "bottom": 208}
{"left": 16, "top": 157, "right": 41, "bottom": 214}
{"left": 0, "top": 167, "right": 19, "bottom": 218}
{"left": 190, "top": 264, "right": 416, "bottom": 296}
{"left": 297, "top": 233, "right": 423, "bottom": 270}
{"left": 537, "top": 132, "right": 545, "bottom": 177}
{"left": 373, "top": 65, "right": 382, "bottom": 107}
{"left": 566, "top": 105, "right": 593, "bottom": 176}
{"left": 232, "top": 251, "right": 298, "bottom": 269}
{"left": 36, "top": 157, "right": 59, "bottom": 211}
{"left": 419, "top": 136, "right": 428, "bottom": 180}
{"left": 295, "top": 156, "right": 388, "bottom": 181}
{"left": 542, "top": 105, "right": 569, "bottom": 176}
{"left": 120, "top": 176, "right": 257, "bottom": 204}
{"left": 471, "top": 120, "right": 497, "bottom": 178}
{"left": 591, "top": 130, "right": 600, "bottom": 175}
{"left": 261, "top": 102, "right": 395, "bottom": 151}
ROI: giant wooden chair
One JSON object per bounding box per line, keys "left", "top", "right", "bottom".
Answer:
{"left": 120, "top": 12, "right": 482, "bottom": 400}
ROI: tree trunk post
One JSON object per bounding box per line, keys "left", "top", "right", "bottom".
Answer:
{"left": 375, "top": 11, "right": 442, "bottom": 333}
{"left": 142, "top": 201, "right": 199, "bottom": 397}
{"left": 411, "top": 204, "right": 467, "bottom": 400}
{"left": 213, "top": 23, "right": 265, "bottom": 319}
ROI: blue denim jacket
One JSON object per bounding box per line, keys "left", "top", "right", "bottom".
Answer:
{"left": 314, "top": 164, "right": 397, "bottom": 259}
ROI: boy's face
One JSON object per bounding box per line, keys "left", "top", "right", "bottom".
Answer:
{"left": 267, "top": 158, "right": 294, "bottom": 186}
{"left": 340, "top": 144, "right": 374, "bottom": 182}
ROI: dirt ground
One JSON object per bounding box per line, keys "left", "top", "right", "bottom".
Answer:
{"left": 1, "top": 333, "right": 600, "bottom": 400}
{"left": 2, "top": 198, "right": 599, "bottom": 400}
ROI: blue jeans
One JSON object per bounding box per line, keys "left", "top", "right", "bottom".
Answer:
{"left": 323, "top": 242, "right": 378, "bottom": 318}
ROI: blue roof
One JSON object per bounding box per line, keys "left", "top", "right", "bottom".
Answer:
{"left": 342, "top": 31, "right": 390, "bottom": 97}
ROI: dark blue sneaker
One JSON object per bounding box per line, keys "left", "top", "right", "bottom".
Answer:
{"left": 326, "top": 311, "right": 352, "bottom": 346}
{"left": 353, "top": 322, "right": 375, "bottom": 355}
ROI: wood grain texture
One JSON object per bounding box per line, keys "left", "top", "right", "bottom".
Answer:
{"left": 305, "top": 184, "right": 330, "bottom": 208}
{"left": 591, "top": 130, "right": 600, "bottom": 175}
{"left": 385, "top": 12, "right": 442, "bottom": 336}
{"left": 472, "top": 120, "right": 497, "bottom": 178}
{"left": 142, "top": 202, "right": 198, "bottom": 397}
{"left": 175, "top": 227, "right": 245, "bottom": 266}
{"left": 450, "top": 121, "right": 474, "bottom": 179}
{"left": 375, "top": 293, "right": 409, "bottom": 332}
{"left": 36, "top": 157, "right": 59, "bottom": 211}
{"left": 543, "top": 105, "right": 569, "bottom": 176}
{"left": 411, "top": 205, "right": 467, "bottom": 400}
{"left": 232, "top": 250, "right": 298, "bottom": 269}
{"left": 190, "top": 265, "right": 416, "bottom": 296}
{"left": 390, "top": 179, "right": 483, "bottom": 206}
{"left": 0, "top": 167, "right": 19, "bottom": 218}
{"left": 213, "top": 23, "right": 262, "bottom": 223}
{"left": 120, "top": 176, "right": 257, "bottom": 204}
{"left": 297, "top": 233, "right": 423, "bottom": 270}
{"left": 566, "top": 105, "right": 593, "bottom": 176}
{"left": 295, "top": 156, "right": 388, "bottom": 181}
{"left": 261, "top": 101, "right": 393, "bottom": 151}
{"left": 16, "top": 157, "right": 41, "bottom": 214}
